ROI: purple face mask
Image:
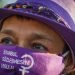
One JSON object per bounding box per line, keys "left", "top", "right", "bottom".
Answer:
{"left": 0, "top": 45, "right": 65, "bottom": 75}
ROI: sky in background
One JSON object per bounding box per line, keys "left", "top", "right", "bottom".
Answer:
{"left": 0, "top": 0, "right": 17, "bottom": 7}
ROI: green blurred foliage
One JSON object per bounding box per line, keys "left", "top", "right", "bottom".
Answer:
{"left": 0, "top": 0, "right": 17, "bottom": 8}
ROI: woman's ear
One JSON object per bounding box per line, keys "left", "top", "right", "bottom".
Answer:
{"left": 66, "top": 68, "right": 75, "bottom": 75}
{"left": 71, "top": 68, "right": 75, "bottom": 75}
{"left": 69, "top": 68, "right": 75, "bottom": 75}
{"left": 65, "top": 64, "right": 75, "bottom": 74}
{"left": 64, "top": 52, "right": 75, "bottom": 74}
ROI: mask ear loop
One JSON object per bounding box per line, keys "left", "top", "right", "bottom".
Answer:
{"left": 60, "top": 44, "right": 70, "bottom": 75}
{"left": 62, "top": 51, "right": 69, "bottom": 58}
{"left": 59, "top": 51, "right": 69, "bottom": 75}
{"left": 62, "top": 50, "right": 75, "bottom": 75}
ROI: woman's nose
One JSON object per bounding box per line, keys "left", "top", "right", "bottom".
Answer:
{"left": 17, "top": 40, "right": 29, "bottom": 48}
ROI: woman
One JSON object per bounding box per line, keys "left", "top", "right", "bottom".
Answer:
{"left": 0, "top": 0, "right": 75, "bottom": 75}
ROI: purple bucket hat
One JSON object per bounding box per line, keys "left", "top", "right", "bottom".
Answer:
{"left": 0, "top": 0, "right": 75, "bottom": 66}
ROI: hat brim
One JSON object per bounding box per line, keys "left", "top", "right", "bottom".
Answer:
{"left": 0, "top": 8, "right": 75, "bottom": 63}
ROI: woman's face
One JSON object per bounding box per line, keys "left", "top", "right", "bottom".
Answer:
{"left": 0, "top": 15, "right": 65, "bottom": 54}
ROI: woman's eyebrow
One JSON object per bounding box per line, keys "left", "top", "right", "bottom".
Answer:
{"left": 0, "top": 30, "right": 16, "bottom": 37}
{"left": 0, "top": 30, "right": 53, "bottom": 41}
{"left": 31, "top": 33, "right": 53, "bottom": 42}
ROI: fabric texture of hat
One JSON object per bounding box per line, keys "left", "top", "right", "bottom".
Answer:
{"left": 0, "top": 0, "right": 75, "bottom": 67}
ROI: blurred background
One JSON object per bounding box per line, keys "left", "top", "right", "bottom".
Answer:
{"left": 0, "top": 0, "right": 75, "bottom": 22}
{"left": 0, "top": 0, "right": 17, "bottom": 8}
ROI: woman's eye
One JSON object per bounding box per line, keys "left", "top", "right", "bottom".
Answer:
{"left": 0, "top": 37, "right": 14, "bottom": 45}
{"left": 31, "top": 43, "right": 47, "bottom": 51}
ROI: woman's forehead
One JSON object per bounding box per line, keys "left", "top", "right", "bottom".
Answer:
{"left": 1, "top": 15, "right": 64, "bottom": 42}
{"left": 2, "top": 15, "right": 53, "bottom": 31}
{"left": 2, "top": 15, "right": 55, "bottom": 34}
